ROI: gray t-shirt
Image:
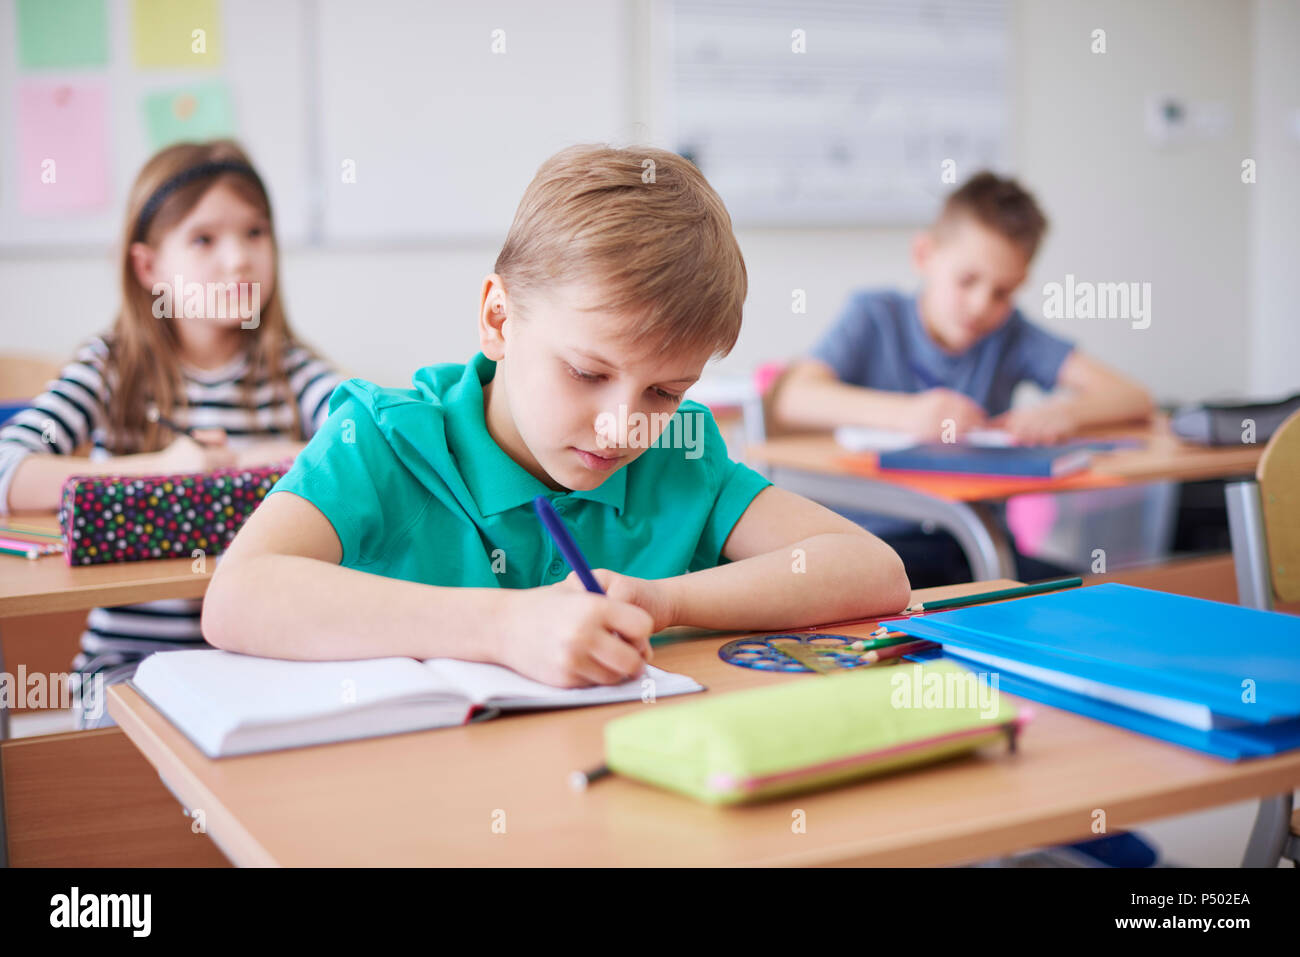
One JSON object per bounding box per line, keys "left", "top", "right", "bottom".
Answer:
{"left": 809, "top": 289, "right": 1074, "bottom": 417}
{"left": 808, "top": 288, "right": 1075, "bottom": 538}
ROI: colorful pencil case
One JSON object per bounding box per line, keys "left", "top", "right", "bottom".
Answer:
{"left": 605, "top": 659, "right": 1023, "bottom": 805}
{"left": 58, "top": 462, "right": 291, "bottom": 565}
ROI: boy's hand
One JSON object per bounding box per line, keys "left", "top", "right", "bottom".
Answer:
{"left": 563, "top": 568, "right": 678, "bottom": 634}
{"left": 905, "top": 389, "right": 989, "bottom": 440}
{"left": 496, "top": 582, "right": 654, "bottom": 688}
{"left": 991, "top": 403, "right": 1079, "bottom": 445}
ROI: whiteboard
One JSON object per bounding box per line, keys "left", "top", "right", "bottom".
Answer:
{"left": 0, "top": 0, "right": 313, "bottom": 248}
{"left": 316, "top": 0, "right": 629, "bottom": 243}
{"left": 663, "top": 0, "right": 1009, "bottom": 226}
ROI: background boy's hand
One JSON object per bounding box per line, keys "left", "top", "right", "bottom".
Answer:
{"left": 496, "top": 582, "right": 654, "bottom": 688}
{"left": 905, "top": 388, "right": 989, "bottom": 440}
{"left": 991, "top": 402, "right": 1079, "bottom": 445}
{"left": 563, "top": 568, "right": 677, "bottom": 634}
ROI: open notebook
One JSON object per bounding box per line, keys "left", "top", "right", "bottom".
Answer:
{"left": 132, "top": 650, "right": 704, "bottom": 758}
{"left": 834, "top": 426, "right": 1015, "bottom": 452}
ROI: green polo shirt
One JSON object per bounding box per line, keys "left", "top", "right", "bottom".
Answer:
{"left": 267, "top": 352, "right": 771, "bottom": 588}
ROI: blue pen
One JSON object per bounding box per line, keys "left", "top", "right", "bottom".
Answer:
{"left": 533, "top": 495, "right": 650, "bottom": 665}
{"left": 533, "top": 495, "right": 603, "bottom": 593}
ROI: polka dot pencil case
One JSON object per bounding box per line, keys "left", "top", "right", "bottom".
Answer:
{"left": 58, "top": 462, "right": 290, "bottom": 565}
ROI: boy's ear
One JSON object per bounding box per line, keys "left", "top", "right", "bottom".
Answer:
{"left": 128, "top": 242, "right": 157, "bottom": 291}
{"left": 478, "top": 273, "right": 510, "bottom": 361}
{"left": 910, "top": 231, "right": 935, "bottom": 272}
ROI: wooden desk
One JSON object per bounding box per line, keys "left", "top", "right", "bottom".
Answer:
{"left": 108, "top": 580, "right": 1300, "bottom": 867}
{"left": 0, "top": 511, "right": 213, "bottom": 866}
{"left": 748, "top": 417, "right": 1263, "bottom": 580}
{"left": 0, "top": 512, "right": 211, "bottom": 619}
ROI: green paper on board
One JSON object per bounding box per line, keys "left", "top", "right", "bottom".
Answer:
{"left": 17, "top": 0, "right": 109, "bottom": 69}
{"left": 142, "top": 82, "right": 235, "bottom": 148}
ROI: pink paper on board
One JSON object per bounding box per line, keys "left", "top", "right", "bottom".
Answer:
{"left": 17, "top": 80, "right": 111, "bottom": 215}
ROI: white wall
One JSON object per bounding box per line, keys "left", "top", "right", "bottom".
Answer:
{"left": 2, "top": 0, "right": 1290, "bottom": 403}
{"left": 1250, "top": 0, "right": 1300, "bottom": 398}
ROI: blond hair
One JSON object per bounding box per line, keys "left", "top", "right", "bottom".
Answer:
{"left": 109, "top": 140, "right": 315, "bottom": 452}
{"left": 495, "top": 144, "right": 747, "bottom": 360}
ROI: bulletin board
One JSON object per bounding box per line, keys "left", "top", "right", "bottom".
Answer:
{"left": 0, "top": 0, "right": 628, "bottom": 249}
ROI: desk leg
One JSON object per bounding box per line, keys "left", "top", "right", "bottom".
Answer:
{"left": 1242, "top": 792, "right": 1295, "bottom": 867}
{"left": 0, "top": 622, "right": 9, "bottom": 741}
{"left": 0, "top": 622, "right": 7, "bottom": 866}
{"left": 1225, "top": 480, "right": 1275, "bottom": 611}
{"left": 766, "top": 467, "right": 1017, "bottom": 580}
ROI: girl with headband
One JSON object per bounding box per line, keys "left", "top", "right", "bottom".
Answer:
{"left": 0, "top": 139, "right": 344, "bottom": 728}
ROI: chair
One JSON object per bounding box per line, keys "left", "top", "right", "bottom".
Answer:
{"left": 0, "top": 352, "right": 61, "bottom": 401}
{"left": 1224, "top": 408, "right": 1300, "bottom": 866}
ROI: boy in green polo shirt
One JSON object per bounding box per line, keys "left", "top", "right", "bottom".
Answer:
{"left": 204, "top": 144, "right": 910, "bottom": 687}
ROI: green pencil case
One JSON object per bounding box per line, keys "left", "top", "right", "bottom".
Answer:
{"left": 605, "top": 659, "right": 1023, "bottom": 805}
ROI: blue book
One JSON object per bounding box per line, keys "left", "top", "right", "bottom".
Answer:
{"left": 891, "top": 584, "right": 1300, "bottom": 727}
{"left": 877, "top": 442, "right": 1093, "bottom": 477}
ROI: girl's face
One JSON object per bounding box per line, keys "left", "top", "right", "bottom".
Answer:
{"left": 140, "top": 181, "right": 276, "bottom": 330}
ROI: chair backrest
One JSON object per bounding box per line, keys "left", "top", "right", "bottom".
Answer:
{"left": 0, "top": 353, "right": 60, "bottom": 400}
{"left": 1257, "top": 408, "right": 1300, "bottom": 603}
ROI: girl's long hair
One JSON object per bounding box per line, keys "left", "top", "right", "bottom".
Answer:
{"left": 108, "top": 140, "right": 311, "bottom": 453}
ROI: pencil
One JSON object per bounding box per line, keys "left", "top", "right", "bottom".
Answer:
{"left": 903, "top": 577, "right": 1083, "bottom": 614}
{"left": 864, "top": 639, "right": 940, "bottom": 663}
{"left": 569, "top": 763, "right": 611, "bottom": 791}
{"left": 146, "top": 405, "right": 221, "bottom": 447}
{"left": 0, "top": 536, "right": 61, "bottom": 555}
{"left": 0, "top": 543, "right": 39, "bottom": 559}
{"left": 847, "top": 633, "right": 917, "bottom": 651}
{"left": 0, "top": 524, "right": 63, "bottom": 540}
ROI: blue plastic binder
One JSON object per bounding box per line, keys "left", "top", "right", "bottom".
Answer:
{"left": 892, "top": 584, "right": 1300, "bottom": 758}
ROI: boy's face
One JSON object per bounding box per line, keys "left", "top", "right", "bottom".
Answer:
{"left": 480, "top": 279, "right": 712, "bottom": 492}
{"left": 912, "top": 216, "right": 1031, "bottom": 353}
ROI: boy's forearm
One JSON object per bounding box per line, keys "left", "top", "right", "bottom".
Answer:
{"left": 661, "top": 533, "right": 910, "bottom": 633}
{"left": 202, "top": 553, "right": 509, "bottom": 662}
{"left": 1058, "top": 387, "right": 1154, "bottom": 431}
{"left": 774, "top": 376, "right": 913, "bottom": 431}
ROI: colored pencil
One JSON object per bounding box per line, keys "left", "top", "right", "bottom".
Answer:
{"left": 864, "top": 639, "right": 940, "bottom": 663}
{"left": 0, "top": 535, "right": 61, "bottom": 555}
{"left": 903, "top": 577, "right": 1083, "bottom": 614}
{"left": 0, "top": 524, "right": 63, "bottom": 540}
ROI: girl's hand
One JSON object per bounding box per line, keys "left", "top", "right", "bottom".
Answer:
{"left": 990, "top": 403, "right": 1079, "bottom": 445}
{"left": 495, "top": 582, "right": 654, "bottom": 688}
{"left": 563, "top": 568, "right": 678, "bottom": 635}
{"left": 151, "top": 430, "right": 237, "bottom": 473}
{"left": 235, "top": 439, "right": 306, "bottom": 469}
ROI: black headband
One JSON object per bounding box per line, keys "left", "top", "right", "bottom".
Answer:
{"left": 133, "top": 160, "right": 268, "bottom": 242}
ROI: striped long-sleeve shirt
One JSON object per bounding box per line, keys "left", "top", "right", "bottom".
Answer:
{"left": 0, "top": 334, "right": 342, "bottom": 705}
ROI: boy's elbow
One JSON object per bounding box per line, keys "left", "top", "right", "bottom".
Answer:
{"left": 1133, "top": 385, "right": 1156, "bottom": 419}
{"left": 850, "top": 529, "right": 910, "bottom": 612}
{"left": 201, "top": 560, "right": 247, "bottom": 652}
{"left": 880, "top": 547, "right": 912, "bottom": 612}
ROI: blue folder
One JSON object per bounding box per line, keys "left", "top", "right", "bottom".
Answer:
{"left": 892, "top": 584, "right": 1300, "bottom": 757}
{"left": 877, "top": 442, "right": 1093, "bottom": 477}
{"left": 936, "top": 651, "right": 1300, "bottom": 760}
